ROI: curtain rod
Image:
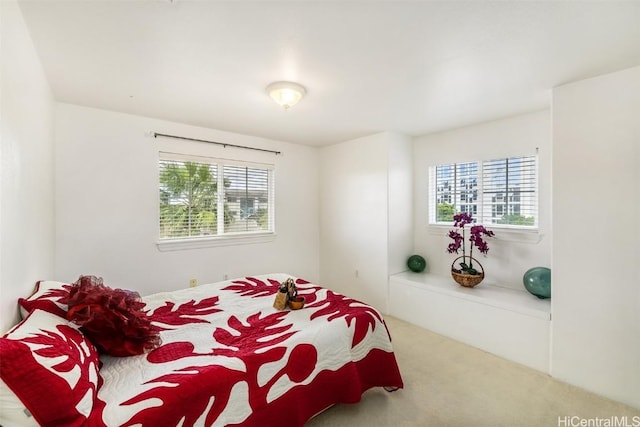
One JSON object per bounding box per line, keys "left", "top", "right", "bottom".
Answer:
{"left": 152, "top": 132, "right": 281, "bottom": 155}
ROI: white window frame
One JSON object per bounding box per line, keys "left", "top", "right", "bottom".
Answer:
{"left": 429, "top": 155, "right": 538, "bottom": 231}
{"left": 156, "top": 152, "right": 275, "bottom": 251}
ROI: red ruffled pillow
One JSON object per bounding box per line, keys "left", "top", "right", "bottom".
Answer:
{"left": 62, "top": 276, "right": 161, "bottom": 357}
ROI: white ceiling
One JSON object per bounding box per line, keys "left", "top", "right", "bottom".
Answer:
{"left": 18, "top": 1, "right": 640, "bottom": 146}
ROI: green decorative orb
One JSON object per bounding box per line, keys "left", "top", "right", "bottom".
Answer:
{"left": 523, "top": 267, "right": 551, "bottom": 299}
{"left": 407, "top": 255, "right": 427, "bottom": 273}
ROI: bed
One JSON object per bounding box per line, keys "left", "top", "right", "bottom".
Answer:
{"left": 0, "top": 273, "right": 403, "bottom": 426}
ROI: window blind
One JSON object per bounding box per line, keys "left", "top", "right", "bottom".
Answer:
{"left": 159, "top": 158, "right": 219, "bottom": 239}
{"left": 159, "top": 152, "right": 274, "bottom": 240}
{"left": 481, "top": 156, "right": 537, "bottom": 227}
{"left": 432, "top": 162, "right": 478, "bottom": 222}
{"left": 429, "top": 155, "right": 538, "bottom": 229}
{"left": 223, "top": 165, "right": 274, "bottom": 234}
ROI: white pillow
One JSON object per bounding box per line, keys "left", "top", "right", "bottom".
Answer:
{"left": 18, "top": 280, "right": 70, "bottom": 319}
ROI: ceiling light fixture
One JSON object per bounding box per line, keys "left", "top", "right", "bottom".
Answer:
{"left": 266, "top": 81, "right": 306, "bottom": 110}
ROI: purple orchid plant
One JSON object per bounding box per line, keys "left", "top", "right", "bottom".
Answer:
{"left": 447, "top": 212, "right": 495, "bottom": 275}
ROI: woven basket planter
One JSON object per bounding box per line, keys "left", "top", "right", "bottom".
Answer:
{"left": 450, "top": 256, "right": 485, "bottom": 288}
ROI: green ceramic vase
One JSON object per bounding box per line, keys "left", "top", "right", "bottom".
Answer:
{"left": 407, "top": 255, "right": 427, "bottom": 273}
{"left": 523, "top": 267, "right": 551, "bottom": 299}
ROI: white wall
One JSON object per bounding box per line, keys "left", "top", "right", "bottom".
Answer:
{"left": 552, "top": 66, "right": 640, "bottom": 409}
{"left": 54, "top": 104, "right": 319, "bottom": 296}
{"left": 388, "top": 133, "right": 414, "bottom": 277}
{"left": 319, "top": 132, "right": 412, "bottom": 312}
{"left": 0, "top": 1, "right": 55, "bottom": 332}
{"left": 413, "top": 111, "right": 552, "bottom": 290}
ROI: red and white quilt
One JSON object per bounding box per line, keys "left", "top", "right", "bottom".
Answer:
{"left": 97, "top": 273, "right": 403, "bottom": 426}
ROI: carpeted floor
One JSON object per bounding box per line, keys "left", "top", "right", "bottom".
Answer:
{"left": 307, "top": 316, "right": 640, "bottom": 427}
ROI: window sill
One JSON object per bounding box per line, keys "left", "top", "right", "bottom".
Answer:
{"left": 390, "top": 271, "right": 550, "bottom": 320}
{"left": 156, "top": 232, "right": 276, "bottom": 252}
{"left": 427, "top": 224, "right": 543, "bottom": 244}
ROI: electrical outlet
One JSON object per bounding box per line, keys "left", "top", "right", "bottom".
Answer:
{"left": 189, "top": 278, "right": 198, "bottom": 288}
{"left": 223, "top": 274, "right": 229, "bottom": 280}
{"left": 355, "top": 269, "right": 359, "bottom": 278}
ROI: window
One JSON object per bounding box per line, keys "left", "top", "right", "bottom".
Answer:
{"left": 159, "top": 152, "right": 274, "bottom": 240}
{"left": 222, "top": 164, "right": 272, "bottom": 234}
{"left": 432, "top": 162, "right": 478, "bottom": 222}
{"left": 482, "top": 157, "right": 537, "bottom": 227}
{"left": 430, "top": 155, "right": 537, "bottom": 228}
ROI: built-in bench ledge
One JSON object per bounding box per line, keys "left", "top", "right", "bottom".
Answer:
{"left": 388, "top": 271, "right": 551, "bottom": 373}
{"left": 390, "top": 271, "right": 551, "bottom": 320}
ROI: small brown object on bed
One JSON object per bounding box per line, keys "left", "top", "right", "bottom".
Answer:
{"left": 273, "top": 289, "right": 288, "bottom": 310}
{"left": 288, "top": 296, "right": 305, "bottom": 310}
{"left": 273, "top": 279, "right": 289, "bottom": 310}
